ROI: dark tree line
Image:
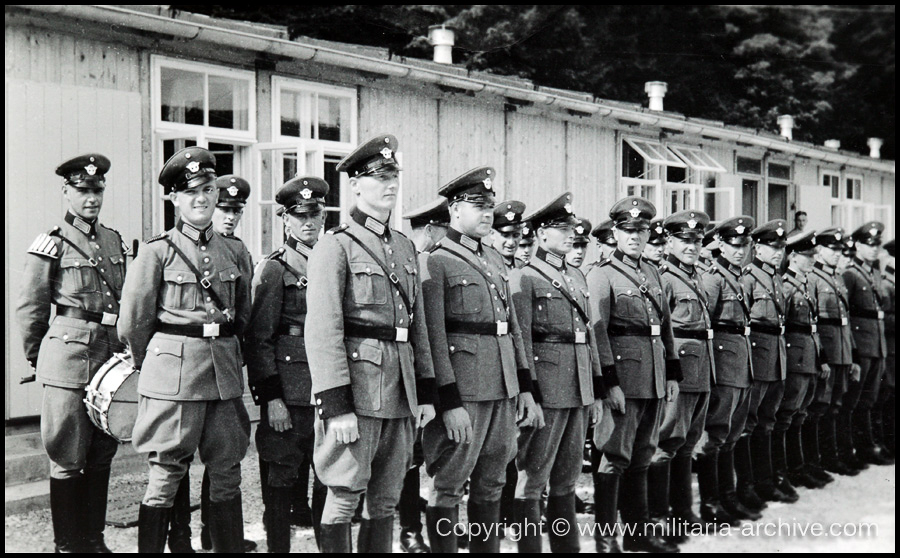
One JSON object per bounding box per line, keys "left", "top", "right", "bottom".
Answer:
{"left": 174, "top": 5, "right": 895, "bottom": 159}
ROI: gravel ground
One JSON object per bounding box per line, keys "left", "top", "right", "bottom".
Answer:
{"left": 6, "top": 446, "right": 894, "bottom": 553}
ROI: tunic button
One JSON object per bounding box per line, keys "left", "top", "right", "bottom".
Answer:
{"left": 201, "top": 246, "right": 206, "bottom": 251}
{"left": 391, "top": 263, "right": 396, "bottom": 269}
{"left": 210, "top": 309, "right": 216, "bottom": 314}
{"left": 154, "top": 347, "right": 159, "bottom": 353}
{"left": 352, "top": 352, "right": 359, "bottom": 358}
{"left": 317, "top": 399, "right": 322, "bottom": 405}
{"left": 206, "top": 297, "right": 211, "bottom": 302}
{"left": 494, "top": 296, "right": 498, "bottom": 300}
{"left": 388, "top": 249, "right": 393, "bottom": 255}
{"left": 204, "top": 258, "right": 210, "bottom": 263}
{"left": 627, "top": 290, "right": 632, "bottom": 295}
{"left": 786, "top": 343, "right": 791, "bottom": 347}
{"left": 718, "top": 346, "right": 723, "bottom": 350}
{"left": 285, "top": 356, "right": 291, "bottom": 361}
{"left": 752, "top": 342, "right": 756, "bottom": 347}
{"left": 366, "top": 267, "right": 371, "bottom": 273}
{"left": 63, "top": 334, "right": 69, "bottom": 341}
{"left": 538, "top": 305, "right": 543, "bottom": 311}
{"left": 318, "top": 409, "right": 323, "bottom": 415}
{"left": 98, "top": 256, "right": 103, "bottom": 262}
{"left": 680, "top": 350, "right": 685, "bottom": 355}
{"left": 616, "top": 355, "right": 622, "bottom": 360}
{"left": 106, "top": 292, "right": 111, "bottom": 296}
{"left": 204, "top": 271, "right": 210, "bottom": 276}
{"left": 487, "top": 272, "right": 492, "bottom": 277}
{"left": 230, "top": 274, "right": 235, "bottom": 279}
{"left": 399, "top": 304, "right": 403, "bottom": 309}
{"left": 108, "top": 304, "right": 113, "bottom": 309}
{"left": 534, "top": 356, "right": 539, "bottom": 362}
{"left": 450, "top": 346, "right": 455, "bottom": 352}
{"left": 462, "top": 280, "right": 468, "bottom": 285}
{"left": 399, "top": 319, "right": 404, "bottom": 324}
{"left": 91, "top": 235, "right": 96, "bottom": 240}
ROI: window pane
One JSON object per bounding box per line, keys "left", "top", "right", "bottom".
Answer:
{"left": 208, "top": 142, "right": 234, "bottom": 176}
{"left": 282, "top": 153, "right": 299, "bottom": 184}
{"left": 736, "top": 156, "right": 762, "bottom": 175}
{"left": 831, "top": 205, "right": 842, "bottom": 228}
{"left": 623, "top": 142, "right": 645, "bottom": 178}
{"left": 667, "top": 166, "right": 687, "bottom": 184}
{"left": 852, "top": 206, "right": 865, "bottom": 228}
{"left": 318, "top": 95, "right": 350, "bottom": 143}
{"left": 742, "top": 179, "right": 759, "bottom": 221}
{"left": 280, "top": 91, "right": 302, "bottom": 137}
{"left": 768, "top": 183, "right": 788, "bottom": 221}
{"left": 161, "top": 67, "right": 204, "bottom": 125}
{"left": 261, "top": 204, "right": 274, "bottom": 256}
{"left": 208, "top": 76, "right": 249, "bottom": 130}
{"left": 768, "top": 163, "right": 791, "bottom": 180}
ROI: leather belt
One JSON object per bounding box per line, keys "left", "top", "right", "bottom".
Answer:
{"left": 785, "top": 323, "right": 817, "bottom": 335}
{"left": 712, "top": 323, "right": 752, "bottom": 336}
{"left": 850, "top": 309, "right": 885, "bottom": 320}
{"left": 751, "top": 323, "right": 785, "bottom": 336}
{"left": 277, "top": 324, "right": 305, "bottom": 337}
{"left": 673, "top": 327, "right": 714, "bottom": 340}
{"left": 533, "top": 331, "right": 587, "bottom": 344}
{"left": 446, "top": 320, "right": 509, "bottom": 336}
{"left": 156, "top": 322, "right": 235, "bottom": 338}
{"left": 344, "top": 321, "right": 409, "bottom": 342}
{"left": 608, "top": 324, "right": 662, "bottom": 337}
{"left": 56, "top": 305, "right": 118, "bottom": 326}
{"left": 817, "top": 317, "right": 849, "bottom": 327}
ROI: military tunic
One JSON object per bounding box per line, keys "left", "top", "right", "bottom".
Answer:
{"left": 654, "top": 256, "right": 714, "bottom": 461}
{"left": 511, "top": 248, "right": 608, "bottom": 499}
{"left": 841, "top": 258, "right": 888, "bottom": 414}
{"left": 587, "top": 250, "right": 681, "bottom": 474}
{"left": 119, "top": 220, "right": 253, "bottom": 506}
{"left": 881, "top": 264, "right": 895, "bottom": 394}
{"left": 809, "top": 262, "right": 855, "bottom": 412}
{"left": 421, "top": 228, "right": 532, "bottom": 507}
{"left": 305, "top": 209, "right": 435, "bottom": 522}
{"left": 16, "top": 212, "right": 127, "bottom": 477}
{"left": 742, "top": 259, "right": 788, "bottom": 437}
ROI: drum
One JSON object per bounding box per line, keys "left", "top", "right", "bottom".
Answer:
{"left": 83, "top": 352, "right": 139, "bottom": 443}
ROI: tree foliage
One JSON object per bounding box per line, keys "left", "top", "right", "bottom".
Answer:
{"left": 173, "top": 5, "right": 895, "bottom": 159}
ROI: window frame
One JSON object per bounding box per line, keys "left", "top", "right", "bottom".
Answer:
{"left": 271, "top": 76, "right": 358, "bottom": 149}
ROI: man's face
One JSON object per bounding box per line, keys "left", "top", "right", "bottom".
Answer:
{"left": 284, "top": 208, "right": 326, "bottom": 246}
{"left": 817, "top": 246, "right": 841, "bottom": 268}
{"left": 170, "top": 181, "right": 217, "bottom": 227}
{"left": 568, "top": 242, "right": 588, "bottom": 267}
{"left": 492, "top": 228, "right": 522, "bottom": 258}
{"left": 791, "top": 252, "right": 814, "bottom": 274}
{"left": 755, "top": 243, "right": 785, "bottom": 267}
{"left": 598, "top": 242, "right": 616, "bottom": 261}
{"left": 427, "top": 223, "right": 449, "bottom": 247}
{"left": 643, "top": 242, "right": 665, "bottom": 263}
{"left": 856, "top": 242, "right": 880, "bottom": 263}
{"left": 63, "top": 184, "right": 104, "bottom": 221}
{"left": 452, "top": 199, "right": 495, "bottom": 239}
{"left": 614, "top": 225, "right": 650, "bottom": 259}
{"left": 516, "top": 242, "right": 535, "bottom": 264}
{"left": 540, "top": 225, "right": 576, "bottom": 256}
{"left": 667, "top": 236, "right": 701, "bottom": 266}
{"left": 796, "top": 214, "right": 808, "bottom": 230}
{"left": 351, "top": 169, "right": 400, "bottom": 215}
{"left": 720, "top": 240, "right": 748, "bottom": 267}
{"left": 212, "top": 206, "right": 244, "bottom": 236}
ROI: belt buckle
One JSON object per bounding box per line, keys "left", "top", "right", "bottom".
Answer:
{"left": 650, "top": 324, "right": 661, "bottom": 336}
{"left": 878, "top": 311, "right": 885, "bottom": 320}
{"left": 811, "top": 324, "right": 817, "bottom": 333}
{"left": 497, "top": 321, "right": 509, "bottom": 336}
{"left": 203, "top": 323, "right": 220, "bottom": 338}
{"left": 101, "top": 312, "right": 118, "bottom": 326}
{"left": 575, "top": 331, "right": 587, "bottom": 344}
{"left": 841, "top": 317, "right": 848, "bottom": 326}
{"left": 395, "top": 327, "right": 409, "bottom": 342}
{"left": 707, "top": 329, "right": 714, "bottom": 340}
{"left": 744, "top": 326, "right": 751, "bottom": 336}
{"left": 779, "top": 325, "right": 786, "bottom": 335}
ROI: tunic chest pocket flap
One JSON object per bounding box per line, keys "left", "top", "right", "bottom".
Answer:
{"left": 534, "top": 347, "right": 561, "bottom": 366}
{"left": 60, "top": 257, "right": 100, "bottom": 293}
{"left": 163, "top": 269, "right": 198, "bottom": 311}
{"left": 276, "top": 336, "right": 308, "bottom": 364}
{"left": 534, "top": 289, "right": 566, "bottom": 325}
{"left": 141, "top": 338, "right": 184, "bottom": 397}
{"left": 349, "top": 261, "right": 387, "bottom": 305}
{"left": 282, "top": 273, "right": 307, "bottom": 311}
{"left": 219, "top": 267, "right": 240, "bottom": 307}
{"left": 447, "top": 275, "right": 482, "bottom": 315}
{"left": 613, "top": 286, "right": 645, "bottom": 319}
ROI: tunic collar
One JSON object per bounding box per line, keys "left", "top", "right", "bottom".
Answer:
{"left": 666, "top": 254, "right": 695, "bottom": 275}
{"left": 65, "top": 211, "right": 97, "bottom": 237}
{"left": 813, "top": 261, "right": 835, "bottom": 275}
{"left": 613, "top": 249, "right": 641, "bottom": 269}
{"left": 176, "top": 219, "right": 214, "bottom": 245}
{"left": 351, "top": 207, "right": 390, "bottom": 238}
{"left": 286, "top": 234, "right": 314, "bottom": 258}
{"left": 785, "top": 267, "right": 807, "bottom": 284}
{"left": 447, "top": 227, "right": 482, "bottom": 253}
{"left": 752, "top": 258, "right": 775, "bottom": 276}
{"left": 716, "top": 255, "right": 742, "bottom": 277}
{"left": 535, "top": 247, "right": 565, "bottom": 269}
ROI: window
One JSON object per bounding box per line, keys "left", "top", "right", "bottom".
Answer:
{"left": 823, "top": 171, "right": 841, "bottom": 199}
{"left": 828, "top": 173, "right": 865, "bottom": 232}
{"left": 742, "top": 179, "right": 760, "bottom": 222}
{"left": 846, "top": 176, "right": 862, "bottom": 200}
{"left": 736, "top": 156, "right": 762, "bottom": 175}
{"left": 766, "top": 161, "right": 791, "bottom": 221}
{"left": 273, "top": 77, "right": 356, "bottom": 146}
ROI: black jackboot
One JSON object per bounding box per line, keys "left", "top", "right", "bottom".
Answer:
{"left": 208, "top": 495, "right": 244, "bottom": 553}
{"left": 751, "top": 433, "right": 796, "bottom": 503}
{"left": 467, "top": 500, "right": 502, "bottom": 553}
{"left": 719, "top": 449, "right": 761, "bottom": 521}
{"left": 837, "top": 411, "right": 869, "bottom": 471}
{"left": 803, "top": 419, "right": 834, "bottom": 484}
{"left": 695, "top": 453, "right": 739, "bottom": 527}
{"left": 547, "top": 494, "right": 580, "bottom": 553}
{"left": 787, "top": 423, "right": 826, "bottom": 489}
{"left": 263, "top": 484, "right": 292, "bottom": 553}
{"left": 83, "top": 467, "right": 114, "bottom": 553}
{"left": 734, "top": 437, "right": 767, "bottom": 512}
{"left": 167, "top": 473, "right": 195, "bottom": 553}
{"left": 648, "top": 461, "right": 671, "bottom": 522}
{"left": 856, "top": 410, "right": 893, "bottom": 465}
{"left": 50, "top": 476, "right": 86, "bottom": 553}
{"left": 200, "top": 469, "right": 212, "bottom": 551}
{"left": 426, "top": 505, "right": 459, "bottom": 554}
{"left": 514, "top": 499, "right": 543, "bottom": 553}
{"left": 319, "top": 522, "right": 352, "bottom": 553}
{"left": 821, "top": 413, "right": 857, "bottom": 476}
{"left": 593, "top": 473, "right": 622, "bottom": 553}
{"left": 669, "top": 455, "right": 703, "bottom": 531}
{"left": 620, "top": 468, "right": 679, "bottom": 553}
{"left": 358, "top": 516, "right": 394, "bottom": 553}
{"left": 138, "top": 505, "right": 172, "bottom": 553}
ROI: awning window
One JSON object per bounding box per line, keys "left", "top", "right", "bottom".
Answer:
{"left": 624, "top": 137, "right": 686, "bottom": 168}
{"left": 669, "top": 146, "right": 727, "bottom": 173}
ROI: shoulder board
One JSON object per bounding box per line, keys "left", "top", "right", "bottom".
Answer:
{"left": 659, "top": 263, "right": 670, "bottom": 274}
{"left": 146, "top": 232, "right": 168, "bottom": 244}
{"left": 393, "top": 229, "right": 410, "bottom": 241}
{"left": 327, "top": 223, "right": 350, "bottom": 235}
{"left": 426, "top": 243, "right": 441, "bottom": 254}
{"left": 265, "top": 247, "right": 287, "bottom": 261}
{"left": 222, "top": 234, "right": 244, "bottom": 242}
{"left": 598, "top": 259, "right": 611, "bottom": 267}
{"left": 101, "top": 225, "right": 131, "bottom": 255}
{"left": 27, "top": 232, "right": 61, "bottom": 259}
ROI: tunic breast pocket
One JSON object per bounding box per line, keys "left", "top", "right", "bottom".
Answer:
{"left": 447, "top": 275, "right": 482, "bottom": 315}
{"left": 163, "top": 269, "right": 198, "bottom": 311}
{"left": 349, "top": 262, "right": 387, "bottom": 305}
{"left": 672, "top": 294, "right": 702, "bottom": 324}
{"left": 613, "top": 287, "right": 645, "bottom": 319}
{"left": 283, "top": 274, "right": 308, "bottom": 315}
{"left": 612, "top": 346, "right": 642, "bottom": 377}
{"left": 60, "top": 257, "right": 100, "bottom": 293}
{"left": 347, "top": 339, "right": 383, "bottom": 411}
{"left": 219, "top": 267, "right": 240, "bottom": 307}
{"left": 534, "top": 289, "right": 567, "bottom": 325}
{"left": 106, "top": 255, "right": 126, "bottom": 290}
{"left": 447, "top": 335, "right": 479, "bottom": 396}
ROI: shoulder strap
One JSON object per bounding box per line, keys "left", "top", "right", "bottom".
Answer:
{"left": 272, "top": 252, "right": 307, "bottom": 287}
{"left": 50, "top": 229, "right": 123, "bottom": 300}
{"left": 337, "top": 228, "right": 414, "bottom": 321}
{"left": 662, "top": 263, "right": 709, "bottom": 307}
{"left": 435, "top": 241, "right": 510, "bottom": 313}
{"left": 712, "top": 264, "right": 752, "bottom": 319}
{"left": 748, "top": 266, "right": 785, "bottom": 317}
{"left": 163, "top": 237, "right": 233, "bottom": 322}
{"left": 527, "top": 264, "right": 591, "bottom": 325}
{"left": 606, "top": 257, "right": 666, "bottom": 321}
{"left": 812, "top": 267, "right": 849, "bottom": 311}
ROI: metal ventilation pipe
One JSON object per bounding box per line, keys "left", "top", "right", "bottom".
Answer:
{"left": 644, "top": 81, "right": 667, "bottom": 111}
{"left": 777, "top": 115, "right": 794, "bottom": 141}
{"left": 428, "top": 25, "right": 455, "bottom": 65}
{"left": 824, "top": 139, "right": 841, "bottom": 150}
{"left": 867, "top": 137, "right": 883, "bottom": 159}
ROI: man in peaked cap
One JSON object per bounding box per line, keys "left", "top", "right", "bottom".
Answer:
{"left": 643, "top": 218, "right": 667, "bottom": 266}
{"left": 509, "top": 192, "right": 610, "bottom": 553}
{"left": 213, "top": 175, "right": 251, "bottom": 237}
{"left": 840, "top": 221, "right": 892, "bottom": 466}
{"left": 420, "top": 166, "right": 541, "bottom": 553}
{"left": 741, "top": 219, "right": 796, "bottom": 504}
{"left": 648, "top": 210, "right": 724, "bottom": 546}
{"left": 492, "top": 200, "right": 527, "bottom": 271}
{"left": 586, "top": 196, "right": 679, "bottom": 554}
{"left": 405, "top": 198, "right": 450, "bottom": 254}
{"left": 697, "top": 216, "right": 758, "bottom": 525}
{"left": 697, "top": 224, "right": 719, "bottom": 273}
{"left": 776, "top": 231, "right": 832, "bottom": 492}
{"left": 516, "top": 222, "right": 537, "bottom": 269}
{"left": 244, "top": 176, "right": 330, "bottom": 552}
{"left": 807, "top": 227, "right": 860, "bottom": 477}
{"left": 590, "top": 219, "right": 618, "bottom": 267}
{"left": 119, "top": 146, "right": 254, "bottom": 552}
{"left": 16, "top": 153, "right": 128, "bottom": 553}
{"left": 305, "top": 134, "right": 436, "bottom": 553}
{"left": 567, "top": 218, "right": 592, "bottom": 268}
{"left": 876, "top": 238, "right": 895, "bottom": 458}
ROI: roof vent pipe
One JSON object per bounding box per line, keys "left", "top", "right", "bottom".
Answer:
{"left": 644, "top": 81, "right": 667, "bottom": 111}
{"left": 867, "top": 137, "right": 883, "bottom": 159}
{"left": 428, "top": 25, "right": 455, "bottom": 65}
{"left": 777, "top": 115, "right": 794, "bottom": 141}
{"left": 824, "top": 139, "right": 841, "bottom": 150}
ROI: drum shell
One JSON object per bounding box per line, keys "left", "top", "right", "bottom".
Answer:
{"left": 84, "top": 353, "right": 138, "bottom": 443}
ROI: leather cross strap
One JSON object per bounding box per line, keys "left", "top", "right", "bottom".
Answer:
{"left": 51, "top": 230, "right": 123, "bottom": 300}
{"left": 607, "top": 257, "right": 666, "bottom": 322}
{"left": 747, "top": 266, "right": 785, "bottom": 318}
{"left": 337, "top": 228, "right": 415, "bottom": 322}
{"left": 163, "top": 237, "right": 233, "bottom": 322}
{"left": 712, "top": 264, "right": 752, "bottom": 319}
{"left": 812, "top": 267, "right": 850, "bottom": 314}
{"left": 662, "top": 262, "right": 709, "bottom": 309}
{"left": 526, "top": 263, "right": 592, "bottom": 326}
{"left": 273, "top": 253, "right": 307, "bottom": 287}
{"left": 435, "top": 241, "right": 511, "bottom": 315}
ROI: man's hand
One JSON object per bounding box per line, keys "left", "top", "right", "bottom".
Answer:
{"left": 517, "top": 392, "right": 545, "bottom": 429}
{"left": 590, "top": 398, "right": 604, "bottom": 425}
{"left": 850, "top": 363, "right": 862, "bottom": 383}
{"left": 417, "top": 404, "right": 436, "bottom": 429}
{"left": 327, "top": 412, "right": 359, "bottom": 444}
{"left": 666, "top": 380, "right": 680, "bottom": 403}
{"left": 443, "top": 407, "right": 473, "bottom": 444}
{"left": 267, "top": 398, "right": 292, "bottom": 432}
{"left": 603, "top": 386, "right": 626, "bottom": 414}
{"left": 818, "top": 363, "right": 831, "bottom": 380}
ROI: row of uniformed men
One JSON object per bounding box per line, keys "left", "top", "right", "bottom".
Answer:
{"left": 17, "top": 134, "right": 894, "bottom": 554}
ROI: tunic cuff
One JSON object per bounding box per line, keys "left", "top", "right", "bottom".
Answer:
{"left": 249, "top": 375, "right": 285, "bottom": 405}
{"left": 666, "top": 359, "right": 684, "bottom": 382}
{"left": 314, "top": 385, "right": 355, "bottom": 420}
{"left": 437, "top": 383, "right": 464, "bottom": 413}
{"left": 601, "top": 365, "right": 620, "bottom": 388}
{"left": 592, "top": 375, "right": 608, "bottom": 400}
{"left": 531, "top": 382, "right": 543, "bottom": 405}
{"left": 852, "top": 349, "right": 860, "bottom": 363}
{"left": 516, "top": 368, "right": 535, "bottom": 394}
{"left": 416, "top": 377, "right": 436, "bottom": 407}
